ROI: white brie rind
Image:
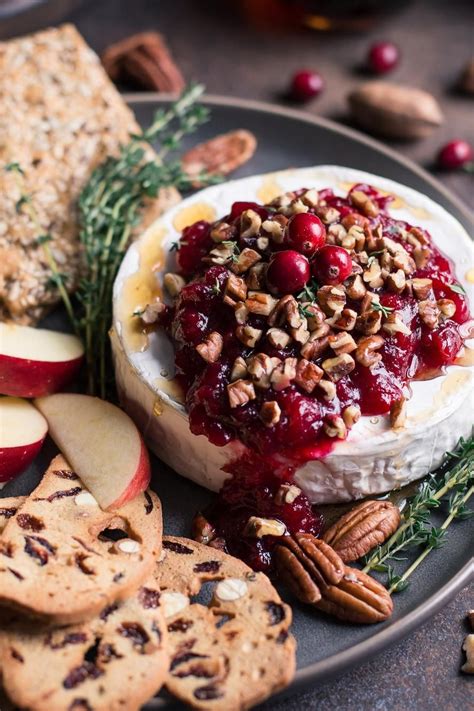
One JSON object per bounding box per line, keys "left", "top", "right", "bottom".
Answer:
{"left": 112, "top": 165, "right": 474, "bottom": 503}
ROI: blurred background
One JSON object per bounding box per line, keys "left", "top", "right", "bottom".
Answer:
{"left": 1, "top": 0, "right": 473, "bottom": 207}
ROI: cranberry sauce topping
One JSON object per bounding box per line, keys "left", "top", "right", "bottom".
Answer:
{"left": 154, "top": 184, "right": 470, "bottom": 571}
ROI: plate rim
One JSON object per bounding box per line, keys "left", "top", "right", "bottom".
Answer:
{"left": 124, "top": 91, "right": 472, "bottom": 227}
{"left": 125, "top": 92, "right": 473, "bottom": 696}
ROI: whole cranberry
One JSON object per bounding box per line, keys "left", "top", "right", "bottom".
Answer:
{"left": 267, "top": 250, "right": 310, "bottom": 294}
{"left": 437, "top": 140, "right": 474, "bottom": 170}
{"left": 368, "top": 42, "right": 400, "bottom": 74}
{"left": 312, "top": 245, "right": 352, "bottom": 286}
{"left": 285, "top": 213, "right": 326, "bottom": 256}
{"left": 290, "top": 70, "right": 324, "bottom": 102}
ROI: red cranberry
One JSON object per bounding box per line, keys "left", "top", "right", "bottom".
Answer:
{"left": 367, "top": 42, "right": 400, "bottom": 74}
{"left": 290, "top": 70, "right": 324, "bottom": 101}
{"left": 437, "top": 140, "right": 474, "bottom": 170}
{"left": 176, "top": 221, "right": 211, "bottom": 276}
{"left": 266, "top": 250, "right": 310, "bottom": 294}
{"left": 285, "top": 213, "right": 326, "bottom": 256}
{"left": 420, "top": 322, "right": 462, "bottom": 369}
{"left": 312, "top": 245, "right": 352, "bottom": 285}
{"left": 229, "top": 201, "right": 269, "bottom": 221}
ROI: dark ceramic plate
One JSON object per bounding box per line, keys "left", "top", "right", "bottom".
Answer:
{"left": 3, "top": 94, "right": 472, "bottom": 709}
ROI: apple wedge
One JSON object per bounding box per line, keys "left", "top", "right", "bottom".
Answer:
{"left": 0, "top": 397, "right": 48, "bottom": 484}
{"left": 34, "top": 393, "right": 150, "bottom": 509}
{"left": 0, "top": 323, "right": 84, "bottom": 398}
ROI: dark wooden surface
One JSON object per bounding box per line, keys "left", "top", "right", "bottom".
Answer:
{"left": 22, "top": 1, "right": 474, "bottom": 709}
{"left": 67, "top": 0, "right": 474, "bottom": 210}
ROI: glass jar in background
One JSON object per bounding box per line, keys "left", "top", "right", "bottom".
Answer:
{"left": 240, "top": 0, "right": 411, "bottom": 32}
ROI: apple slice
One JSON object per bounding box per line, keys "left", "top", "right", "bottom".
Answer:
{"left": 34, "top": 394, "right": 150, "bottom": 510}
{"left": 0, "top": 323, "right": 84, "bottom": 398}
{"left": 0, "top": 397, "right": 48, "bottom": 484}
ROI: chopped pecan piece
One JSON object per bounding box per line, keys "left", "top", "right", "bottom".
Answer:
{"left": 324, "top": 415, "right": 347, "bottom": 439}
{"left": 382, "top": 312, "right": 411, "bottom": 335}
{"left": 300, "top": 333, "right": 330, "bottom": 360}
{"left": 323, "top": 500, "right": 401, "bottom": 563}
{"left": 261, "top": 218, "right": 285, "bottom": 243}
{"left": 247, "top": 353, "right": 280, "bottom": 389}
{"left": 275, "top": 484, "right": 301, "bottom": 505}
{"left": 347, "top": 224, "right": 366, "bottom": 251}
{"left": 245, "top": 291, "right": 277, "bottom": 316}
{"left": 390, "top": 397, "right": 407, "bottom": 430}
{"left": 260, "top": 400, "right": 282, "bottom": 427}
{"left": 294, "top": 359, "right": 324, "bottom": 393}
{"left": 300, "top": 188, "right": 319, "bottom": 208}
{"left": 269, "top": 295, "right": 301, "bottom": 328}
{"left": 355, "top": 310, "right": 382, "bottom": 335}
{"left": 244, "top": 516, "right": 287, "bottom": 538}
{"left": 345, "top": 274, "right": 367, "bottom": 300}
{"left": 227, "top": 379, "right": 256, "bottom": 408}
{"left": 196, "top": 332, "right": 223, "bottom": 363}
{"left": 328, "top": 331, "right": 357, "bottom": 355}
{"left": 408, "top": 226, "right": 430, "bottom": 246}
{"left": 240, "top": 209, "right": 262, "bottom": 238}
{"left": 321, "top": 353, "right": 355, "bottom": 382}
{"left": 317, "top": 286, "right": 346, "bottom": 316}
{"left": 437, "top": 298, "right": 456, "bottom": 318}
{"left": 163, "top": 272, "right": 186, "bottom": 297}
{"left": 233, "top": 302, "right": 249, "bottom": 325}
{"left": 210, "top": 221, "right": 236, "bottom": 243}
{"left": 318, "top": 379, "right": 337, "bottom": 401}
{"left": 235, "top": 324, "right": 262, "bottom": 347}
{"left": 246, "top": 262, "right": 267, "bottom": 289}
{"left": 257, "top": 236, "right": 269, "bottom": 251}
{"left": 363, "top": 259, "right": 384, "bottom": 289}
{"left": 342, "top": 404, "right": 361, "bottom": 428}
{"left": 350, "top": 190, "right": 379, "bottom": 217}
{"left": 316, "top": 205, "right": 340, "bottom": 224}
{"left": 270, "top": 357, "right": 297, "bottom": 391}
{"left": 140, "top": 299, "right": 165, "bottom": 325}
{"left": 418, "top": 300, "right": 440, "bottom": 329}
{"left": 301, "top": 302, "right": 325, "bottom": 330}
{"left": 330, "top": 308, "right": 357, "bottom": 331}
{"left": 205, "top": 243, "right": 234, "bottom": 265}
{"left": 230, "top": 356, "right": 247, "bottom": 381}
{"left": 355, "top": 335, "right": 384, "bottom": 368}
{"left": 267, "top": 327, "right": 291, "bottom": 349}
{"left": 411, "top": 277, "right": 433, "bottom": 301}
{"left": 225, "top": 273, "right": 247, "bottom": 302}
{"left": 327, "top": 223, "right": 346, "bottom": 246}
{"left": 385, "top": 269, "right": 406, "bottom": 294}
{"left": 393, "top": 249, "right": 416, "bottom": 275}
{"left": 192, "top": 513, "right": 216, "bottom": 545}
{"left": 360, "top": 290, "right": 379, "bottom": 313}
{"left": 230, "top": 248, "right": 261, "bottom": 274}
{"left": 413, "top": 245, "right": 430, "bottom": 269}
{"left": 290, "top": 318, "right": 310, "bottom": 345}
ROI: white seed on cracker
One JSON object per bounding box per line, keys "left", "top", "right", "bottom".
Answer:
{"left": 116, "top": 538, "right": 141, "bottom": 554}
{"left": 74, "top": 492, "right": 99, "bottom": 507}
{"left": 215, "top": 578, "right": 248, "bottom": 601}
{"left": 161, "top": 591, "right": 190, "bottom": 618}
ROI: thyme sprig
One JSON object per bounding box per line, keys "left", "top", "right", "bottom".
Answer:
{"left": 362, "top": 436, "right": 474, "bottom": 591}
{"left": 371, "top": 301, "right": 394, "bottom": 318}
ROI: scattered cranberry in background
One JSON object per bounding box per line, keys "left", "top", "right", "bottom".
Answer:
{"left": 437, "top": 140, "right": 474, "bottom": 170}
{"left": 312, "top": 245, "right": 352, "bottom": 286}
{"left": 285, "top": 213, "right": 326, "bottom": 256}
{"left": 367, "top": 42, "right": 400, "bottom": 74}
{"left": 267, "top": 250, "right": 310, "bottom": 294}
{"left": 290, "top": 70, "right": 324, "bottom": 102}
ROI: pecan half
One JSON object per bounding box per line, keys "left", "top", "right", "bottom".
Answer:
{"left": 182, "top": 130, "right": 257, "bottom": 182}
{"left": 323, "top": 500, "right": 401, "bottom": 562}
{"left": 274, "top": 535, "right": 344, "bottom": 605}
{"left": 316, "top": 565, "right": 393, "bottom": 624}
{"left": 102, "top": 32, "right": 185, "bottom": 92}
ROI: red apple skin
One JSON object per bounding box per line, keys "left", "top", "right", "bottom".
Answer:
{"left": 105, "top": 436, "right": 151, "bottom": 510}
{"left": 0, "top": 353, "right": 83, "bottom": 398}
{"left": 0, "top": 437, "right": 45, "bottom": 482}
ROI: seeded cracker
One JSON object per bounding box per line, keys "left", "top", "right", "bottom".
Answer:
{"left": 0, "top": 24, "right": 178, "bottom": 324}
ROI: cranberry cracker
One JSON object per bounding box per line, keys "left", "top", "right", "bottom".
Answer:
{"left": 113, "top": 166, "right": 473, "bottom": 573}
